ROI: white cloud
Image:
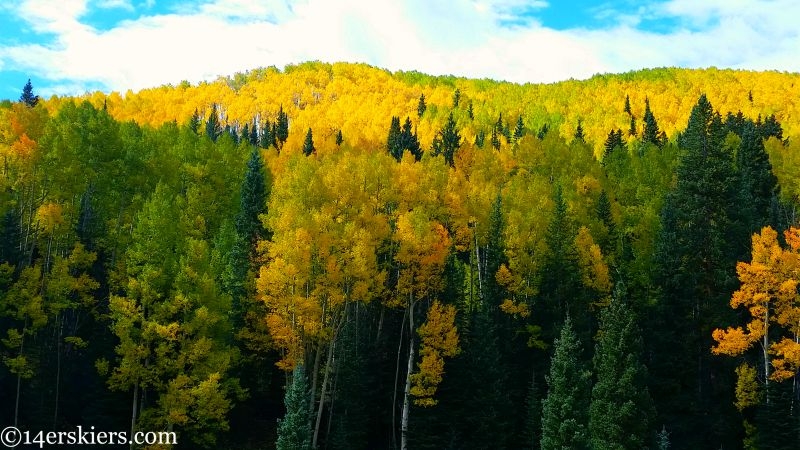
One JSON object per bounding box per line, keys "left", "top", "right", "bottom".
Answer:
{"left": 1, "top": 0, "right": 799, "bottom": 97}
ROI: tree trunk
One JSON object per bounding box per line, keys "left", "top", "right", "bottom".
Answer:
{"left": 400, "top": 301, "right": 416, "bottom": 450}
{"left": 312, "top": 341, "right": 335, "bottom": 448}
{"left": 130, "top": 381, "right": 139, "bottom": 450}
{"left": 392, "top": 308, "right": 408, "bottom": 449}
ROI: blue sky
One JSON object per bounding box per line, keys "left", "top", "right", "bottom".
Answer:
{"left": 1, "top": 0, "right": 799, "bottom": 101}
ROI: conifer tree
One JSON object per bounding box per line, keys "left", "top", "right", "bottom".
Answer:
{"left": 19, "top": 79, "right": 39, "bottom": 107}
{"left": 540, "top": 316, "right": 590, "bottom": 450}
{"left": 736, "top": 120, "right": 778, "bottom": 232}
{"left": 433, "top": 113, "right": 460, "bottom": 166}
{"left": 249, "top": 121, "right": 259, "bottom": 146}
{"left": 189, "top": 108, "right": 201, "bottom": 134}
{"left": 642, "top": 97, "right": 662, "bottom": 147}
{"left": 603, "top": 129, "right": 625, "bottom": 163}
{"left": 205, "top": 104, "right": 222, "bottom": 142}
{"left": 302, "top": 127, "right": 315, "bottom": 156}
{"left": 628, "top": 115, "right": 637, "bottom": 137}
{"left": 589, "top": 284, "right": 653, "bottom": 450}
{"left": 514, "top": 116, "right": 525, "bottom": 141}
{"left": 475, "top": 129, "right": 486, "bottom": 148}
{"left": 335, "top": 129, "right": 343, "bottom": 146}
{"left": 260, "top": 120, "right": 274, "bottom": 149}
{"left": 452, "top": 88, "right": 461, "bottom": 108}
{"left": 276, "top": 105, "right": 289, "bottom": 148}
{"left": 399, "top": 117, "right": 422, "bottom": 160}
{"left": 387, "top": 116, "right": 402, "bottom": 160}
{"left": 491, "top": 127, "right": 500, "bottom": 150}
{"left": 277, "top": 365, "right": 312, "bottom": 450}
{"left": 624, "top": 94, "right": 631, "bottom": 115}
{"left": 467, "top": 101, "right": 474, "bottom": 120}
{"left": 417, "top": 93, "right": 427, "bottom": 117}
{"left": 573, "top": 119, "right": 585, "bottom": 142}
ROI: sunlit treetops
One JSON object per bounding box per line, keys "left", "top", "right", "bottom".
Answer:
{"left": 43, "top": 61, "right": 800, "bottom": 157}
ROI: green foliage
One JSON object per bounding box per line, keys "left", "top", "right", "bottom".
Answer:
{"left": 589, "top": 284, "right": 654, "bottom": 450}
{"left": 19, "top": 79, "right": 39, "bottom": 107}
{"left": 417, "top": 93, "right": 427, "bottom": 117}
{"left": 540, "top": 316, "right": 590, "bottom": 450}
{"left": 277, "top": 365, "right": 312, "bottom": 450}
{"left": 302, "top": 127, "right": 315, "bottom": 156}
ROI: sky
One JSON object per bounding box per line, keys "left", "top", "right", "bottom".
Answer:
{"left": 0, "top": 0, "right": 799, "bottom": 100}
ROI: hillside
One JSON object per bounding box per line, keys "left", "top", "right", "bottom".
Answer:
{"left": 55, "top": 61, "right": 800, "bottom": 154}
{"left": 2, "top": 62, "right": 800, "bottom": 449}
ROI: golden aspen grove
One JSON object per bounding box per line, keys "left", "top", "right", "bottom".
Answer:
{"left": 2, "top": 61, "right": 800, "bottom": 449}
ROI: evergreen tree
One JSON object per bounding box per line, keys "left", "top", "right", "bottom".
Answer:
{"left": 589, "top": 284, "right": 654, "bottom": 450}
{"left": 628, "top": 115, "right": 637, "bottom": 137}
{"left": 19, "top": 79, "right": 39, "bottom": 107}
{"left": 417, "top": 93, "right": 427, "bottom": 117}
{"left": 624, "top": 94, "right": 631, "bottom": 115}
{"left": 433, "top": 113, "right": 460, "bottom": 166}
{"left": 260, "top": 120, "right": 275, "bottom": 149}
{"left": 249, "top": 121, "right": 259, "bottom": 146}
{"left": 595, "top": 190, "right": 615, "bottom": 255}
{"left": 491, "top": 127, "right": 500, "bottom": 150}
{"left": 540, "top": 316, "right": 590, "bottom": 450}
{"left": 302, "top": 128, "right": 315, "bottom": 156}
{"left": 399, "top": 117, "right": 422, "bottom": 161}
{"left": 277, "top": 365, "right": 312, "bottom": 450}
{"left": 736, "top": 120, "right": 778, "bottom": 232}
{"left": 642, "top": 97, "right": 662, "bottom": 147}
{"left": 189, "top": 108, "right": 201, "bottom": 134}
{"left": 536, "top": 123, "right": 549, "bottom": 140}
{"left": 514, "top": 116, "right": 525, "bottom": 141}
{"left": 650, "top": 94, "right": 741, "bottom": 448}
{"left": 573, "top": 119, "right": 585, "bottom": 142}
{"left": 759, "top": 114, "right": 783, "bottom": 140}
{"left": 467, "top": 101, "right": 474, "bottom": 120}
{"left": 452, "top": 88, "right": 461, "bottom": 108}
{"left": 0, "top": 209, "right": 21, "bottom": 266}
{"left": 603, "top": 129, "right": 625, "bottom": 162}
{"left": 335, "top": 129, "right": 343, "bottom": 146}
{"left": 276, "top": 105, "right": 289, "bottom": 148}
{"left": 205, "top": 104, "right": 222, "bottom": 142}
{"left": 387, "top": 116, "right": 402, "bottom": 160}
{"left": 475, "top": 129, "right": 486, "bottom": 148}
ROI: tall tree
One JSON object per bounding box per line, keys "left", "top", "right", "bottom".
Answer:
{"left": 540, "top": 316, "right": 590, "bottom": 450}
{"left": 276, "top": 105, "right": 289, "bottom": 149}
{"left": 650, "top": 94, "right": 741, "bottom": 448}
{"left": 417, "top": 94, "right": 426, "bottom": 118}
{"left": 302, "top": 127, "right": 315, "bottom": 156}
{"left": 432, "top": 113, "right": 460, "bottom": 166}
{"left": 642, "top": 97, "right": 662, "bottom": 147}
{"left": 205, "top": 104, "right": 222, "bottom": 142}
{"left": 19, "top": 79, "right": 39, "bottom": 107}
{"left": 589, "top": 283, "right": 654, "bottom": 450}
{"left": 277, "top": 364, "right": 312, "bottom": 450}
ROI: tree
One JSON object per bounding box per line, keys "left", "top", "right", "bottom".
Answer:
{"left": 628, "top": 115, "right": 637, "bottom": 137}
{"left": 624, "top": 94, "right": 631, "bottom": 115}
{"left": 514, "top": 116, "right": 526, "bottom": 141}
{"left": 736, "top": 121, "right": 778, "bottom": 232}
{"left": 276, "top": 105, "right": 289, "bottom": 148}
{"left": 387, "top": 116, "right": 402, "bottom": 160}
{"left": 467, "top": 101, "right": 474, "bottom": 120}
{"left": 417, "top": 93, "right": 426, "bottom": 117}
{"left": 399, "top": 117, "right": 422, "bottom": 161}
{"left": 642, "top": 97, "right": 662, "bottom": 147}
{"left": 335, "top": 129, "right": 343, "bottom": 146}
{"left": 277, "top": 364, "right": 312, "bottom": 450}
{"left": 205, "top": 104, "right": 222, "bottom": 142}
{"left": 432, "top": 113, "right": 460, "bottom": 166}
{"left": 603, "top": 129, "right": 625, "bottom": 162}
{"left": 589, "top": 284, "right": 653, "bottom": 450}
{"left": 540, "top": 316, "right": 590, "bottom": 450}
{"left": 302, "top": 127, "right": 315, "bottom": 156}
{"left": 452, "top": 88, "right": 461, "bottom": 108}
{"left": 19, "top": 79, "right": 39, "bottom": 107}
{"left": 189, "top": 108, "right": 201, "bottom": 134}
{"left": 573, "top": 119, "right": 585, "bottom": 142}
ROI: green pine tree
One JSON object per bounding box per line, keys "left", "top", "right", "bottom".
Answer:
{"left": 417, "top": 93, "right": 427, "bottom": 117}
{"left": 573, "top": 119, "right": 585, "bottom": 142}
{"left": 205, "top": 104, "right": 222, "bottom": 142}
{"left": 387, "top": 116, "right": 402, "bottom": 160}
{"left": 540, "top": 316, "right": 590, "bottom": 450}
{"left": 19, "top": 79, "right": 39, "bottom": 107}
{"left": 277, "top": 365, "right": 313, "bottom": 450}
{"left": 335, "top": 129, "right": 343, "bottom": 146}
{"left": 514, "top": 116, "right": 526, "bottom": 141}
{"left": 302, "top": 127, "right": 315, "bottom": 156}
{"left": 642, "top": 97, "right": 662, "bottom": 147}
{"left": 589, "top": 283, "right": 654, "bottom": 450}
{"left": 276, "top": 105, "right": 289, "bottom": 149}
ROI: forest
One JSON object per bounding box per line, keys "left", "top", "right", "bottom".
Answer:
{"left": 1, "top": 61, "right": 800, "bottom": 449}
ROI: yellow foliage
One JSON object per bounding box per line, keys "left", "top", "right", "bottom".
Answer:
{"left": 499, "top": 299, "right": 530, "bottom": 318}
{"left": 35, "top": 202, "right": 64, "bottom": 235}
{"left": 574, "top": 226, "right": 611, "bottom": 299}
{"left": 410, "top": 301, "right": 460, "bottom": 407}
{"left": 734, "top": 363, "right": 761, "bottom": 411}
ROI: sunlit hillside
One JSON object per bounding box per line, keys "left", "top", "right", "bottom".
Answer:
{"left": 56, "top": 61, "right": 800, "bottom": 155}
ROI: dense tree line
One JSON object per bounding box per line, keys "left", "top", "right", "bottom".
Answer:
{"left": 1, "top": 71, "right": 799, "bottom": 450}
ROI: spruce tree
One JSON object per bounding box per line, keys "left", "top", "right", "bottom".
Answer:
{"left": 260, "top": 120, "right": 275, "bottom": 149}
{"left": 650, "top": 94, "right": 741, "bottom": 448}
{"left": 603, "top": 129, "right": 625, "bottom": 163}
{"left": 205, "top": 104, "right": 222, "bottom": 142}
{"left": 475, "top": 129, "right": 486, "bottom": 148}
{"left": 589, "top": 284, "right": 654, "bottom": 450}
{"left": 491, "top": 127, "right": 500, "bottom": 150}
{"left": 434, "top": 113, "right": 460, "bottom": 166}
{"left": 624, "top": 94, "right": 631, "bottom": 115}
{"left": 399, "top": 117, "right": 422, "bottom": 161}
{"left": 452, "top": 88, "right": 461, "bottom": 108}
{"left": 573, "top": 119, "right": 585, "bottom": 142}
{"left": 467, "top": 101, "right": 474, "bottom": 120}
{"left": 249, "top": 121, "right": 259, "bottom": 146}
{"left": 540, "top": 316, "right": 590, "bottom": 450}
{"left": 189, "top": 108, "right": 201, "bottom": 134}
{"left": 628, "top": 115, "right": 637, "bottom": 137}
{"left": 276, "top": 105, "right": 289, "bottom": 148}
{"left": 736, "top": 120, "right": 778, "bottom": 232}
{"left": 19, "top": 79, "right": 39, "bottom": 107}
{"left": 0, "top": 210, "right": 21, "bottom": 265}
{"left": 417, "top": 93, "right": 426, "bottom": 117}
{"left": 276, "top": 365, "right": 312, "bottom": 450}
{"left": 335, "top": 129, "right": 343, "bottom": 146}
{"left": 642, "top": 97, "right": 662, "bottom": 147}
{"left": 387, "top": 116, "right": 402, "bottom": 160}
{"left": 514, "top": 116, "right": 526, "bottom": 141}
{"left": 302, "top": 127, "right": 315, "bottom": 156}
